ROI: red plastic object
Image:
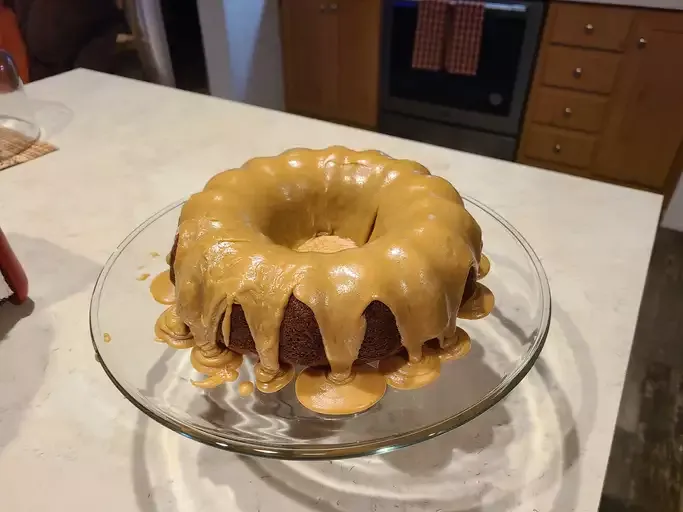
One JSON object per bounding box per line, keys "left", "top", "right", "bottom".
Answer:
{"left": 0, "top": 227, "right": 28, "bottom": 303}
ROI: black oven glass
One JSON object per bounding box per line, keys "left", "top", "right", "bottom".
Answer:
{"left": 387, "top": 1, "right": 529, "bottom": 117}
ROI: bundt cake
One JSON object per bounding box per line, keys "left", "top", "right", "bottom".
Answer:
{"left": 152, "top": 146, "right": 493, "bottom": 414}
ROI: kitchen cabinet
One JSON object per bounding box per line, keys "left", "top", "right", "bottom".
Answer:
{"left": 593, "top": 11, "right": 683, "bottom": 189}
{"left": 531, "top": 88, "right": 608, "bottom": 133}
{"left": 519, "top": 1, "right": 683, "bottom": 193}
{"left": 549, "top": 3, "right": 634, "bottom": 51}
{"left": 524, "top": 125, "right": 597, "bottom": 169}
{"left": 279, "top": 0, "right": 381, "bottom": 128}
{"left": 279, "top": 0, "right": 338, "bottom": 120}
{"left": 541, "top": 46, "right": 622, "bottom": 94}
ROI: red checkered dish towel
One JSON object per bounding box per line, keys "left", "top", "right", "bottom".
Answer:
{"left": 446, "top": 0, "right": 486, "bottom": 76}
{"left": 412, "top": 0, "right": 449, "bottom": 71}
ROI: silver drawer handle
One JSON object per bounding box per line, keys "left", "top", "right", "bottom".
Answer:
{"left": 564, "top": 107, "right": 573, "bottom": 117}
{"left": 573, "top": 67, "right": 583, "bottom": 79}
{"left": 329, "top": 2, "right": 338, "bottom": 10}
{"left": 585, "top": 23, "right": 594, "bottom": 34}
{"left": 554, "top": 144, "right": 562, "bottom": 154}
{"left": 638, "top": 37, "right": 647, "bottom": 49}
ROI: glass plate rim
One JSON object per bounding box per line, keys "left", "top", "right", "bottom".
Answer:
{"left": 89, "top": 196, "right": 552, "bottom": 460}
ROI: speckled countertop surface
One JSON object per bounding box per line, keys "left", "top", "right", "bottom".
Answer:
{"left": 0, "top": 70, "right": 662, "bottom": 511}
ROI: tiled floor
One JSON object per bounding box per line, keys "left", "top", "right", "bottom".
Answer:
{"left": 600, "top": 227, "right": 683, "bottom": 511}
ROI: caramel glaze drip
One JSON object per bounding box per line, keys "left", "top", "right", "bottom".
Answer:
{"left": 239, "top": 381, "right": 255, "bottom": 397}
{"left": 150, "top": 270, "right": 175, "bottom": 305}
{"left": 379, "top": 348, "right": 441, "bottom": 390}
{"left": 458, "top": 283, "right": 494, "bottom": 320}
{"left": 478, "top": 254, "right": 490, "bottom": 279}
{"left": 190, "top": 346, "right": 243, "bottom": 388}
{"left": 168, "top": 147, "right": 487, "bottom": 390}
{"left": 155, "top": 306, "right": 194, "bottom": 349}
{"left": 436, "top": 327, "right": 472, "bottom": 362}
{"left": 255, "top": 363, "right": 294, "bottom": 393}
{"left": 296, "top": 363, "right": 387, "bottom": 415}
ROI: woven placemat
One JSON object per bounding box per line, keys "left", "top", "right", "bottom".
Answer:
{"left": 0, "top": 126, "right": 58, "bottom": 171}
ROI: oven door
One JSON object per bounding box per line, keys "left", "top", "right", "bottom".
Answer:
{"left": 380, "top": 0, "right": 546, "bottom": 136}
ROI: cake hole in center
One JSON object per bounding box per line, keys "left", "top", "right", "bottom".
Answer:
{"left": 295, "top": 235, "right": 358, "bottom": 254}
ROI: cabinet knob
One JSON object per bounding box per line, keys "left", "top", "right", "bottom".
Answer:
{"left": 585, "top": 23, "right": 594, "bottom": 34}
{"left": 329, "top": 2, "right": 338, "bottom": 10}
{"left": 638, "top": 37, "right": 647, "bottom": 49}
{"left": 573, "top": 67, "right": 583, "bottom": 79}
{"left": 320, "top": 3, "right": 327, "bottom": 11}
{"left": 553, "top": 144, "right": 562, "bottom": 154}
{"left": 564, "top": 107, "right": 573, "bottom": 117}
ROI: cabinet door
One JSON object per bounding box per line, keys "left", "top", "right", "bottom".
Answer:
{"left": 594, "top": 12, "right": 683, "bottom": 189}
{"left": 336, "top": 0, "right": 381, "bottom": 127}
{"left": 280, "top": 0, "right": 338, "bottom": 119}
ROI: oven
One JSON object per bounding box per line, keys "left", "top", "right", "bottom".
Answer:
{"left": 379, "top": 0, "right": 546, "bottom": 160}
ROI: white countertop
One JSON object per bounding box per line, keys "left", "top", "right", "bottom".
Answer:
{"left": 562, "top": 0, "right": 683, "bottom": 11}
{"left": 0, "top": 70, "right": 662, "bottom": 512}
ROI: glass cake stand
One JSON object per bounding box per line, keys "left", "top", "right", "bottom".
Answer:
{"left": 90, "top": 197, "right": 551, "bottom": 460}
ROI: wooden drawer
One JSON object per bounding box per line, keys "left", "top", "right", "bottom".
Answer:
{"left": 522, "top": 125, "right": 597, "bottom": 169}
{"left": 531, "top": 88, "right": 608, "bottom": 133}
{"left": 543, "top": 46, "right": 622, "bottom": 94}
{"left": 550, "top": 3, "right": 634, "bottom": 52}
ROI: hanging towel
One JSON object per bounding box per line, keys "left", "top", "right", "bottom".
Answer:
{"left": 412, "top": 0, "right": 449, "bottom": 71}
{"left": 445, "top": 0, "right": 485, "bottom": 76}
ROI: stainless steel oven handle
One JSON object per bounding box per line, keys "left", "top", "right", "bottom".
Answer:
{"left": 483, "top": 2, "right": 528, "bottom": 12}
{"left": 403, "top": 1, "right": 528, "bottom": 13}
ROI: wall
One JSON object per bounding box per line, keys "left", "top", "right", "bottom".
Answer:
{"left": 662, "top": 174, "right": 683, "bottom": 232}
{"left": 197, "top": 0, "right": 285, "bottom": 110}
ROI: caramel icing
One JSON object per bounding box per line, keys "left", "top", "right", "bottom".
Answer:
{"left": 150, "top": 270, "right": 175, "bottom": 305}
{"left": 458, "top": 283, "right": 494, "bottom": 320}
{"left": 478, "top": 254, "right": 490, "bottom": 279}
{"left": 384, "top": 328, "right": 472, "bottom": 391}
{"left": 238, "top": 381, "right": 255, "bottom": 397}
{"left": 190, "top": 346, "right": 243, "bottom": 388}
{"left": 155, "top": 306, "right": 194, "bottom": 349}
{"left": 172, "top": 147, "right": 483, "bottom": 375}
{"left": 296, "top": 364, "right": 387, "bottom": 415}
{"left": 435, "top": 327, "right": 471, "bottom": 362}
{"left": 255, "top": 362, "right": 295, "bottom": 393}
{"left": 154, "top": 146, "right": 492, "bottom": 413}
{"left": 379, "top": 348, "right": 441, "bottom": 390}
{"left": 296, "top": 235, "right": 357, "bottom": 253}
